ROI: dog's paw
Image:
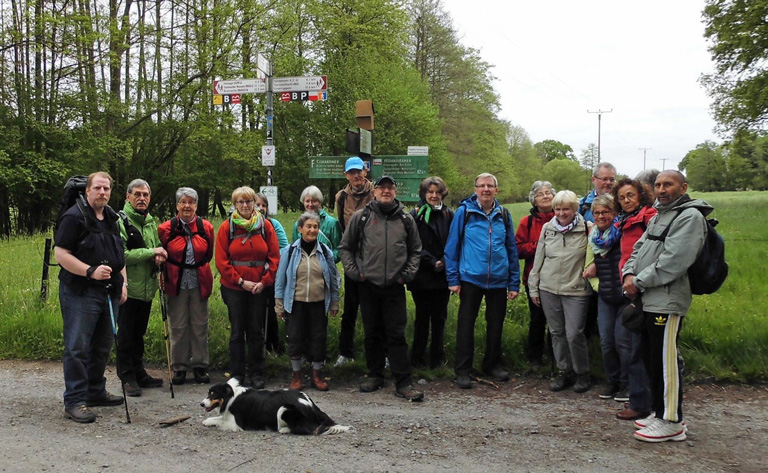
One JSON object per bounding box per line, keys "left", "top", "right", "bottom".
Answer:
{"left": 278, "top": 427, "right": 291, "bottom": 434}
{"left": 202, "top": 417, "right": 220, "bottom": 427}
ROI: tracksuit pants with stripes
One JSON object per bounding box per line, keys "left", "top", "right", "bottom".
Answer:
{"left": 642, "top": 311, "right": 684, "bottom": 423}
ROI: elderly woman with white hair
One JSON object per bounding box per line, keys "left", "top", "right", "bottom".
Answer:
{"left": 291, "top": 185, "right": 342, "bottom": 262}
{"left": 515, "top": 180, "right": 555, "bottom": 369}
{"left": 528, "top": 190, "right": 594, "bottom": 393}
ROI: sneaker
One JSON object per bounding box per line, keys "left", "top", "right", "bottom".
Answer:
{"left": 85, "top": 391, "right": 124, "bottom": 407}
{"left": 64, "top": 405, "right": 96, "bottom": 423}
{"left": 572, "top": 373, "right": 592, "bottom": 393}
{"left": 599, "top": 382, "right": 619, "bottom": 399}
{"left": 456, "top": 374, "right": 472, "bottom": 389}
{"left": 359, "top": 377, "right": 385, "bottom": 393}
{"left": 123, "top": 380, "right": 142, "bottom": 397}
{"left": 334, "top": 355, "right": 354, "bottom": 367}
{"left": 395, "top": 385, "right": 424, "bottom": 402}
{"left": 194, "top": 368, "right": 210, "bottom": 384}
{"left": 250, "top": 375, "right": 266, "bottom": 389}
{"left": 172, "top": 370, "right": 186, "bottom": 385}
{"left": 484, "top": 366, "right": 510, "bottom": 382}
{"left": 634, "top": 414, "right": 688, "bottom": 432}
{"left": 550, "top": 371, "right": 574, "bottom": 392}
{"left": 634, "top": 420, "right": 687, "bottom": 443}
{"left": 385, "top": 357, "right": 390, "bottom": 369}
{"left": 137, "top": 374, "right": 164, "bottom": 388}
{"left": 613, "top": 389, "right": 630, "bottom": 403}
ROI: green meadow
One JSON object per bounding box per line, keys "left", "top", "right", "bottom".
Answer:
{"left": 0, "top": 191, "right": 765, "bottom": 383}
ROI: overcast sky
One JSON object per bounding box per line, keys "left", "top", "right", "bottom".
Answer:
{"left": 440, "top": 0, "right": 719, "bottom": 178}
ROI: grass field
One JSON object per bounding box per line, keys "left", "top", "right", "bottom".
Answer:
{"left": 0, "top": 191, "right": 765, "bottom": 383}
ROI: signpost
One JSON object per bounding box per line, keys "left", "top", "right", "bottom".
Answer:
{"left": 212, "top": 79, "right": 266, "bottom": 95}
{"left": 272, "top": 76, "right": 327, "bottom": 93}
{"left": 261, "top": 145, "right": 275, "bottom": 166}
{"left": 259, "top": 186, "right": 278, "bottom": 216}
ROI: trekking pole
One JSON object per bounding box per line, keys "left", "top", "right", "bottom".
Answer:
{"left": 158, "top": 267, "right": 175, "bottom": 399}
{"left": 107, "top": 289, "right": 131, "bottom": 423}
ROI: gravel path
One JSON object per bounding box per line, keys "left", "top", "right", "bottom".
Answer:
{"left": 1, "top": 360, "right": 767, "bottom": 473}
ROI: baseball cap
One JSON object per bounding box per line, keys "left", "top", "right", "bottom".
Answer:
{"left": 344, "top": 156, "right": 365, "bottom": 172}
{"left": 374, "top": 175, "right": 397, "bottom": 187}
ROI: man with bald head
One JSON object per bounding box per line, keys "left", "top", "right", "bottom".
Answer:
{"left": 622, "top": 170, "right": 711, "bottom": 443}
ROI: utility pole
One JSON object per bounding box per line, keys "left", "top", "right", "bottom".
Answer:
{"left": 587, "top": 109, "right": 612, "bottom": 163}
{"left": 638, "top": 147, "right": 652, "bottom": 170}
{"left": 661, "top": 158, "right": 668, "bottom": 170}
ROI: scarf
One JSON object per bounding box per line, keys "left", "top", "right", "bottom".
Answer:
{"left": 231, "top": 210, "right": 263, "bottom": 238}
{"left": 616, "top": 207, "right": 641, "bottom": 230}
{"left": 417, "top": 202, "right": 443, "bottom": 224}
{"left": 550, "top": 212, "right": 582, "bottom": 233}
{"left": 589, "top": 219, "right": 621, "bottom": 256}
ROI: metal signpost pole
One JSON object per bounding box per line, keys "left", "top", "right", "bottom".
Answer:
{"left": 266, "top": 71, "right": 274, "bottom": 186}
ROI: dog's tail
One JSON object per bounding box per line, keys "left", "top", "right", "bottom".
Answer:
{"left": 318, "top": 424, "right": 353, "bottom": 435}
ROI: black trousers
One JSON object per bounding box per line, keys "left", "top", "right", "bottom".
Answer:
{"left": 117, "top": 298, "right": 153, "bottom": 381}
{"left": 221, "top": 285, "right": 266, "bottom": 378}
{"left": 642, "top": 311, "right": 684, "bottom": 422}
{"left": 525, "top": 288, "right": 548, "bottom": 362}
{"left": 454, "top": 282, "right": 507, "bottom": 376}
{"left": 358, "top": 281, "right": 412, "bottom": 389}
{"left": 410, "top": 289, "right": 449, "bottom": 367}
{"left": 263, "top": 286, "right": 283, "bottom": 354}
{"left": 285, "top": 301, "right": 327, "bottom": 363}
{"left": 338, "top": 274, "right": 360, "bottom": 358}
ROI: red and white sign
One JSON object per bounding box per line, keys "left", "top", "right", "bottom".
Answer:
{"left": 280, "top": 90, "right": 327, "bottom": 102}
{"left": 272, "top": 76, "right": 327, "bottom": 93}
{"left": 261, "top": 145, "right": 276, "bottom": 166}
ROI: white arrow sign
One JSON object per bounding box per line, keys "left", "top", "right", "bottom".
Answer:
{"left": 213, "top": 79, "right": 266, "bottom": 95}
{"left": 272, "top": 76, "right": 327, "bottom": 93}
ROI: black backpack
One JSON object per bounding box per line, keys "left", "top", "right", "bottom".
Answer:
{"left": 647, "top": 207, "right": 728, "bottom": 295}
{"left": 53, "top": 175, "right": 88, "bottom": 244}
{"left": 118, "top": 211, "right": 147, "bottom": 250}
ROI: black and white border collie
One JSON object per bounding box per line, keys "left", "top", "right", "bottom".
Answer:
{"left": 200, "top": 378, "right": 352, "bottom": 435}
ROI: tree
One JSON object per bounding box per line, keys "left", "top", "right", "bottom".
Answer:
{"left": 701, "top": 0, "right": 768, "bottom": 134}
{"left": 580, "top": 143, "right": 599, "bottom": 171}
{"left": 679, "top": 141, "right": 727, "bottom": 192}
{"left": 534, "top": 139, "right": 576, "bottom": 163}
{"left": 542, "top": 158, "right": 588, "bottom": 194}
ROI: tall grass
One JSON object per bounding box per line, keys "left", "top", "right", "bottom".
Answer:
{"left": 0, "top": 192, "right": 765, "bottom": 383}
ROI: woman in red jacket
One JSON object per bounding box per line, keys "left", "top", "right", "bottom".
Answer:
{"left": 215, "top": 186, "right": 280, "bottom": 388}
{"left": 515, "top": 180, "right": 555, "bottom": 369}
{"left": 158, "top": 187, "right": 215, "bottom": 385}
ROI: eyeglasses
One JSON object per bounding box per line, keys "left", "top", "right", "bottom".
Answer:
{"left": 474, "top": 184, "right": 497, "bottom": 189}
{"left": 534, "top": 191, "right": 553, "bottom": 198}
{"left": 595, "top": 176, "right": 616, "bottom": 183}
{"left": 132, "top": 191, "right": 150, "bottom": 198}
{"left": 235, "top": 200, "right": 254, "bottom": 206}
{"left": 593, "top": 210, "right": 613, "bottom": 217}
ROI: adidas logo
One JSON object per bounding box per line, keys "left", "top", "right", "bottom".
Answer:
{"left": 654, "top": 315, "right": 667, "bottom": 326}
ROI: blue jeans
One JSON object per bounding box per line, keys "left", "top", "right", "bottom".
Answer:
{"left": 60, "top": 283, "right": 117, "bottom": 409}
{"left": 597, "top": 297, "right": 631, "bottom": 386}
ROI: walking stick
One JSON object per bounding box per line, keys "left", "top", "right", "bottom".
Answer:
{"left": 107, "top": 291, "right": 131, "bottom": 423}
{"left": 158, "top": 267, "right": 175, "bottom": 399}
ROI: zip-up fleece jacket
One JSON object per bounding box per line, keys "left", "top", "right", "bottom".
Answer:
{"left": 119, "top": 202, "right": 161, "bottom": 302}
{"left": 444, "top": 195, "right": 521, "bottom": 292}
{"left": 274, "top": 240, "right": 340, "bottom": 315}
{"left": 622, "top": 195, "right": 710, "bottom": 316}
{"left": 158, "top": 215, "right": 215, "bottom": 299}
{"left": 338, "top": 199, "right": 421, "bottom": 288}
{"left": 291, "top": 209, "right": 342, "bottom": 262}
{"left": 335, "top": 180, "right": 374, "bottom": 232}
{"left": 215, "top": 217, "right": 280, "bottom": 291}
{"left": 528, "top": 217, "right": 593, "bottom": 298}
{"left": 515, "top": 207, "right": 554, "bottom": 287}
{"left": 618, "top": 205, "right": 657, "bottom": 274}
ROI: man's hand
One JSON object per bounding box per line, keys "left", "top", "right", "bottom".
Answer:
{"left": 449, "top": 285, "right": 461, "bottom": 296}
{"left": 120, "top": 284, "right": 128, "bottom": 304}
{"left": 508, "top": 291, "right": 519, "bottom": 301}
{"left": 91, "top": 264, "right": 112, "bottom": 281}
{"left": 532, "top": 296, "right": 541, "bottom": 306}
{"left": 154, "top": 247, "right": 168, "bottom": 266}
{"left": 622, "top": 275, "right": 639, "bottom": 298}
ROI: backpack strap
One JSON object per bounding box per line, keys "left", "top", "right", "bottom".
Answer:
{"left": 337, "top": 190, "right": 347, "bottom": 232}
{"left": 646, "top": 209, "right": 684, "bottom": 242}
{"left": 166, "top": 216, "right": 208, "bottom": 269}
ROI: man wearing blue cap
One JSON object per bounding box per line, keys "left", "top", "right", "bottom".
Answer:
{"left": 333, "top": 156, "right": 374, "bottom": 367}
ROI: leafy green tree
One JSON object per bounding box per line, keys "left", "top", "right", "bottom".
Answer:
{"left": 679, "top": 141, "right": 727, "bottom": 191}
{"left": 535, "top": 139, "right": 576, "bottom": 163}
{"left": 543, "top": 158, "right": 588, "bottom": 194}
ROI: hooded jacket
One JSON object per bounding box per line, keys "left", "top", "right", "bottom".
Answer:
{"left": 158, "top": 216, "right": 215, "bottom": 299}
{"left": 119, "top": 201, "right": 161, "bottom": 302}
{"left": 338, "top": 199, "right": 421, "bottom": 288}
{"left": 622, "top": 195, "right": 710, "bottom": 315}
{"left": 444, "top": 195, "right": 520, "bottom": 292}
{"left": 528, "top": 216, "right": 593, "bottom": 298}
{"left": 617, "top": 205, "right": 657, "bottom": 274}
{"left": 515, "top": 207, "right": 555, "bottom": 287}
{"left": 406, "top": 202, "right": 454, "bottom": 292}
{"left": 215, "top": 216, "right": 281, "bottom": 291}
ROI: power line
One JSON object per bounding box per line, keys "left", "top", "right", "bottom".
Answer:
{"left": 639, "top": 147, "right": 652, "bottom": 170}
{"left": 587, "top": 109, "right": 613, "bottom": 163}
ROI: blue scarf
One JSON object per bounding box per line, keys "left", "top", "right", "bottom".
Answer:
{"left": 588, "top": 218, "right": 621, "bottom": 256}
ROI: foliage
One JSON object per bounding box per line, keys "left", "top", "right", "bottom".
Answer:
{"left": 534, "top": 139, "right": 576, "bottom": 163}
{"left": 679, "top": 141, "right": 728, "bottom": 191}
{"left": 542, "top": 158, "right": 590, "bottom": 194}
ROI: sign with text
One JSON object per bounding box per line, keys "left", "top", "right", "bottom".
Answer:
{"left": 407, "top": 146, "right": 429, "bottom": 156}
{"left": 213, "top": 94, "right": 242, "bottom": 105}
{"left": 213, "top": 79, "right": 266, "bottom": 95}
{"left": 371, "top": 155, "right": 428, "bottom": 180}
{"left": 256, "top": 53, "right": 270, "bottom": 80}
{"left": 309, "top": 156, "right": 347, "bottom": 179}
{"left": 259, "top": 186, "right": 278, "bottom": 216}
{"left": 272, "top": 76, "right": 327, "bottom": 93}
{"left": 261, "top": 145, "right": 275, "bottom": 166}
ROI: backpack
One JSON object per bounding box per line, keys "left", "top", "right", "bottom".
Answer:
{"left": 460, "top": 204, "right": 511, "bottom": 241}
{"left": 358, "top": 205, "right": 415, "bottom": 239}
{"left": 165, "top": 216, "right": 210, "bottom": 269}
{"left": 53, "top": 175, "right": 88, "bottom": 244}
{"left": 118, "top": 211, "right": 147, "bottom": 250}
{"left": 227, "top": 213, "right": 266, "bottom": 243}
{"left": 647, "top": 207, "right": 728, "bottom": 295}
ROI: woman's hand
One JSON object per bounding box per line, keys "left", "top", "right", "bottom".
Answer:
{"left": 532, "top": 296, "right": 541, "bottom": 307}
{"left": 582, "top": 263, "right": 596, "bottom": 279}
{"left": 330, "top": 309, "right": 339, "bottom": 318}
{"left": 252, "top": 281, "right": 265, "bottom": 294}
{"left": 276, "top": 311, "right": 285, "bottom": 322}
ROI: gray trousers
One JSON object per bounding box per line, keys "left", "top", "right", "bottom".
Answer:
{"left": 540, "top": 290, "right": 590, "bottom": 375}
{"left": 166, "top": 288, "right": 210, "bottom": 370}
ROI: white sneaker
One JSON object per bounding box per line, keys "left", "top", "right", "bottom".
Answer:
{"left": 334, "top": 355, "right": 354, "bottom": 367}
{"left": 634, "top": 413, "right": 688, "bottom": 432}
{"left": 634, "top": 420, "right": 687, "bottom": 443}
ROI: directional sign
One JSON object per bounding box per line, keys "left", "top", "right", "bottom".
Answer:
{"left": 259, "top": 186, "right": 278, "bottom": 216}
{"left": 272, "top": 76, "right": 327, "bottom": 93}
{"left": 256, "top": 53, "right": 270, "bottom": 80}
{"left": 213, "top": 79, "right": 266, "bottom": 95}
{"left": 280, "top": 90, "right": 327, "bottom": 102}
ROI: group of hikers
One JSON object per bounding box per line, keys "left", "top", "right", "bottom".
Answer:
{"left": 55, "top": 157, "right": 711, "bottom": 443}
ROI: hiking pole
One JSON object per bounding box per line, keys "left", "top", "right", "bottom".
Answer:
{"left": 107, "top": 289, "right": 131, "bottom": 423}
{"left": 158, "top": 267, "right": 175, "bottom": 399}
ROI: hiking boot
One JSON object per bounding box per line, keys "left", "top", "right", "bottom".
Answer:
{"left": 290, "top": 371, "right": 302, "bottom": 390}
{"left": 634, "top": 420, "right": 687, "bottom": 443}
{"left": 123, "top": 380, "right": 142, "bottom": 397}
{"left": 573, "top": 373, "right": 592, "bottom": 393}
{"left": 395, "top": 385, "right": 424, "bottom": 402}
{"left": 599, "top": 382, "right": 619, "bottom": 399}
{"left": 312, "top": 369, "right": 329, "bottom": 391}
{"left": 65, "top": 405, "right": 96, "bottom": 423}
{"left": 613, "top": 388, "right": 630, "bottom": 402}
{"left": 456, "top": 374, "right": 472, "bottom": 389}
{"left": 250, "top": 375, "right": 266, "bottom": 389}
{"left": 484, "top": 366, "right": 510, "bottom": 382}
{"left": 359, "top": 377, "right": 385, "bottom": 393}
{"left": 137, "top": 374, "right": 163, "bottom": 388}
{"left": 193, "top": 368, "right": 210, "bottom": 384}
{"left": 172, "top": 370, "right": 186, "bottom": 385}
{"left": 334, "top": 355, "right": 354, "bottom": 367}
{"left": 550, "top": 371, "right": 574, "bottom": 392}
{"left": 85, "top": 391, "right": 124, "bottom": 407}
